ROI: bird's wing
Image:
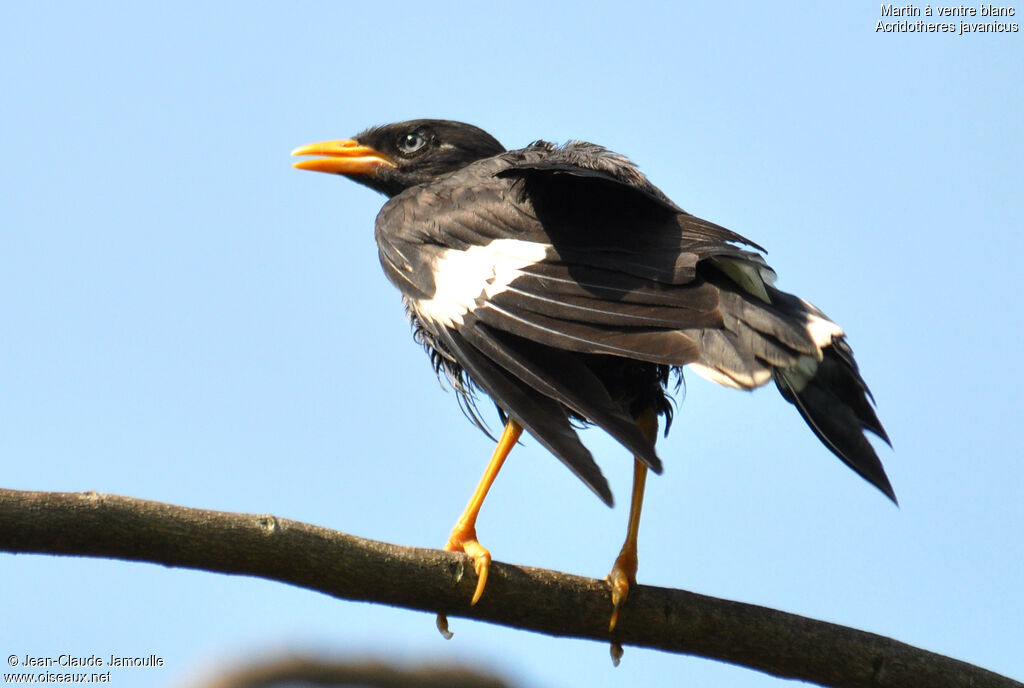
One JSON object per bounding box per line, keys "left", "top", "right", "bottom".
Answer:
{"left": 436, "top": 326, "right": 616, "bottom": 504}
{"left": 376, "top": 146, "right": 890, "bottom": 499}
{"left": 377, "top": 147, "right": 777, "bottom": 368}
{"left": 469, "top": 144, "right": 785, "bottom": 366}
{"left": 493, "top": 152, "right": 894, "bottom": 500}
{"left": 497, "top": 141, "right": 764, "bottom": 250}
{"left": 374, "top": 148, "right": 751, "bottom": 476}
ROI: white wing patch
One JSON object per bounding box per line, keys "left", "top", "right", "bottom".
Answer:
{"left": 413, "top": 239, "right": 551, "bottom": 328}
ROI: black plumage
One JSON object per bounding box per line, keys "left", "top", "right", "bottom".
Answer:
{"left": 292, "top": 119, "right": 895, "bottom": 507}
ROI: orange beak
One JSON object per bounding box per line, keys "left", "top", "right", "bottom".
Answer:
{"left": 290, "top": 139, "right": 395, "bottom": 175}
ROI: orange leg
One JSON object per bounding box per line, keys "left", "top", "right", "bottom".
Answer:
{"left": 606, "top": 408, "right": 659, "bottom": 631}
{"left": 444, "top": 418, "right": 523, "bottom": 605}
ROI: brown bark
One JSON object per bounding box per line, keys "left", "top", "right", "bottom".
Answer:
{"left": 191, "top": 655, "right": 513, "bottom": 688}
{"left": 0, "top": 488, "right": 1018, "bottom": 688}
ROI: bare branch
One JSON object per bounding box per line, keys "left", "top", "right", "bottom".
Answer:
{"left": 0, "top": 488, "right": 1018, "bottom": 688}
{"left": 189, "top": 655, "right": 514, "bottom": 688}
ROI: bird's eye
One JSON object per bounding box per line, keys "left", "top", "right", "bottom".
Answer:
{"left": 398, "top": 132, "right": 427, "bottom": 154}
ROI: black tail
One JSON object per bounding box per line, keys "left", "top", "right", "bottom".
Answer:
{"left": 774, "top": 337, "right": 896, "bottom": 504}
{"left": 686, "top": 267, "right": 896, "bottom": 504}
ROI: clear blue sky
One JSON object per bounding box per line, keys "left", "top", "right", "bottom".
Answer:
{"left": 2, "top": 3, "right": 1021, "bottom": 686}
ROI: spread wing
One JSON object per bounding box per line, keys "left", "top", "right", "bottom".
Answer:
{"left": 376, "top": 142, "right": 893, "bottom": 504}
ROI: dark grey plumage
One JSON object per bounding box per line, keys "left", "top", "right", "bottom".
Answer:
{"left": 305, "top": 119, "right": 895, "bottom": 505}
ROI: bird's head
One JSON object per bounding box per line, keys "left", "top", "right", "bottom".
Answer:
{"left": 291, "top": 119, "right": 506, "bottom": 197}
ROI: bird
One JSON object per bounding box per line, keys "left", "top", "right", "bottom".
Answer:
{"left": 291, "top": 119, "right": 894, "bottom": 631}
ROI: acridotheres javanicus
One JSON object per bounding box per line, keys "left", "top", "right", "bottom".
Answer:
{"left": 292, "top": 119, "right": 893, "bottom": 631}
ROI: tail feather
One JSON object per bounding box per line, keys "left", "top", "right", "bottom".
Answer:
{"left": 690, "top": 269, "right": 896, "bottom": 502}
{"left": 807, "top": 337, "right": 890, "bottom": 444}
{"left": 774, "top": 342, "right": 896, "bottom": 504}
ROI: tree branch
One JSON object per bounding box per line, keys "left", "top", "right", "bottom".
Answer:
{"left": 189, "top": 655, "right": 514, "bottom": 688}
{"left": 0, "top": 488, "right": 1017, "bottom": 688}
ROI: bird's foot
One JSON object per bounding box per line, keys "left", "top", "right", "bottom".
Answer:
{"left": 444, "top": 524, "right": 491, "bottom": 605}
{"left": 435, "top": 525, "right": 491, "bottom": 638}
{"left": 605, "top": 548, "right": 638, "bottom": 632}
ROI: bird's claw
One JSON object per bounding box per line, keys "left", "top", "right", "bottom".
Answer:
{"left": 435, "top": 613, "right": 454, "bottom": 640}
{"left": 605, "top": 550, "right": 638, "bottom": 632}
{"left": 445, "top": 528, "right": 491, "bottom": 605}
{"left": 461, "top": 540, "right": 491, "bottom": 605}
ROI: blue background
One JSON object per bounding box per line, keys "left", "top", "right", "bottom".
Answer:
{"left": 2, "top": 3, "right": 1021, "bottom": 686}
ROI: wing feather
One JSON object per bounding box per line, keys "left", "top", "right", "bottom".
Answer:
{"left": 459, "top": 321, "right": 663, "bottom": 472}
{"left": 372, "top": 138, "right": 893, "bottom": 502}
{"left": 436, "top": 327, "right": 614, "bottom": 505}
{"left": 476, "top": 301, "right": 701, "bottom": 365}
{"left": 494, "top": 265, "right": 723, "bottom": 330}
